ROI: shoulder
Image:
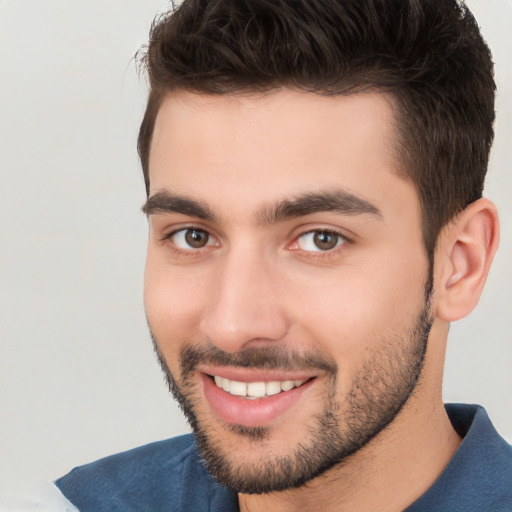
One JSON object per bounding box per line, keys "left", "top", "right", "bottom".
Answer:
{"left": 407, "top": 404, "right": 512, "bottom": 512}
{"left": 446, "top": 403, "right": 512, "bottom": 474}
{"left": 56, "top": 434, "right": 196, "bottom": 493}
{"left": 55, "top": 434, "right": 236, "bottom": 512}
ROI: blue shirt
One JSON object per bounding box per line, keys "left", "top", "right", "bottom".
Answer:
{"left": 56, "top": 404, "right": 512, "bottom": 511}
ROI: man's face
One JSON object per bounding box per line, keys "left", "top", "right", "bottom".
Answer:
{"left": 144, "top": 90, "right": 433, "bottom": 493}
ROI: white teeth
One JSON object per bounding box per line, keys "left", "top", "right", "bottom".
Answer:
{"left": 280, "top": 380, "right": 295, "bottom": 392}
{"left": 247, "top": 381, "right": 266, "bottom": 398}
{"left": 230, "top": 380, "right": 247, "bottom": 396}
{"left": 213, "top": 376, "right": 307, "bottom": 398}
{"left": 221, "top": 378, "right": 231, "bottom": 393}
{"left": 266, "top": 381, "right": 282, "bottom": 396}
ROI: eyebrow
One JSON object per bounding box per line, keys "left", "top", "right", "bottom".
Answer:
{"left": 142, "top": 188, "right": 382, "bottom": 224}
{"left": 258, "top": 189, "right": 382, "bottom": 225}
{"left": 142, "top": 191, "right": 215, "bottom": 220}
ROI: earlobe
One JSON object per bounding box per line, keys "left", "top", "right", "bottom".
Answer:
{"left": 435, "top": 198, "right": 500, "bottom": 322}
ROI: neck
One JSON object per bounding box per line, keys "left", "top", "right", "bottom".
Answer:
{"left": 238, "top": 393, "right": 460, "bottom": 512}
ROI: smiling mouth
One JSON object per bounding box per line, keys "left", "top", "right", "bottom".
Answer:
{"left": 200, "top": 371, "right": 317, "bottom": 427}
{"left": 210, "top": 375, "right": 310, "bottom": 399}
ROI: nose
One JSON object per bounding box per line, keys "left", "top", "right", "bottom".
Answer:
{"left": 198, "top": 247, "right": 290, "bottom": 353}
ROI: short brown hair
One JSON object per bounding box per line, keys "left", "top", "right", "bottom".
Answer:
{"left": 137, "top": 0, "right": 495, "bottom": 258}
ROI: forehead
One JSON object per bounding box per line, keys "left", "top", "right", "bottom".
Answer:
{"left": 149, "top": 89, "right": 417, "bottom": 221}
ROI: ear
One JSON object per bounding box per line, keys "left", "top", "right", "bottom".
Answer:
{"left": 435, "top": 198, "right": 500, "bottom": 322}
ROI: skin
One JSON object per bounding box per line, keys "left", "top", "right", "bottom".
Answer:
{"left": 143, "top": 89, "right": 499, "bottom": 511}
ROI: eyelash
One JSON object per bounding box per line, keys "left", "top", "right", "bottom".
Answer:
{"left": 161, "top": 227, "right": 217, "bottom": 256}
{"left": 292, "top": 229, "right": 349, "bottom": 257}
{"left": 161, "top": 226, "right": 350, "bottom": 259}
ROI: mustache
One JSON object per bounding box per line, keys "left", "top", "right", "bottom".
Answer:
{"left": 180, "top": 343, "right": 338, "bottom": 377}
{"left": 151, "top": 333, "right": 337, "bottom": 378}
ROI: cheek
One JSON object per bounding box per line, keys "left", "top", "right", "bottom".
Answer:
{"left": 290, "top": 253, "right": 428, "bottom": 378}
{"left": 144, "top": 250, "right": 206, "bottom": 356}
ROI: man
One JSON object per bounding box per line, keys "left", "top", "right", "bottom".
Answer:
{"left": 54, "top": 0, "right": 511, "bottom": 510}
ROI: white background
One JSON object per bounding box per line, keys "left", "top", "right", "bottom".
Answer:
{"left": 1, "top": 0, "right": 510, "bottom": 500}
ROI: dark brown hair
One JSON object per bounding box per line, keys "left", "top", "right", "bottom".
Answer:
{"left": 137, "top": 0, "right": 495, "bottom": 258}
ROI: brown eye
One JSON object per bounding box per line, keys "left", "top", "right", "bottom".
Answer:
{"left": 297, "top": 230, "right": 345, "bottom": 252}
{"left": 171, "top": 228, "right": 213, "bottom": 249}
{"left": 184, "top": 229, "right": 209, "bottom": 248}
{"left": 313, "top": 231, "right": 339, "bottom": 250}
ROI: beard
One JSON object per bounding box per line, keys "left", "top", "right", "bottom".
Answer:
{"left": 150, "top": 278, "right": 433, "bottom": 495}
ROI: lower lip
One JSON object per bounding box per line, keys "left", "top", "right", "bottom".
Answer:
{"left": 201, "top": 373, "right": 315, "bottom": 428}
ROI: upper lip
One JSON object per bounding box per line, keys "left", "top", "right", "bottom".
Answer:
{"left": 198, "top": 365, "right": 317, "bottom": 383}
